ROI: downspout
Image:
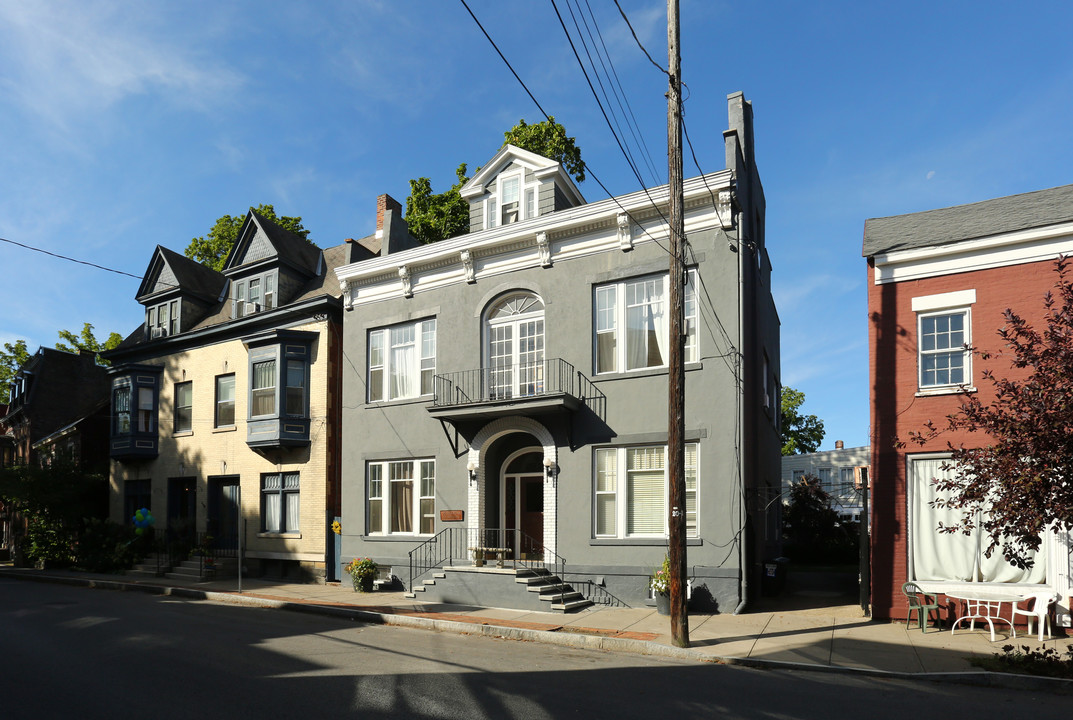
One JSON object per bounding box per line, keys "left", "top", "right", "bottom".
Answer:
{"left": 733, "top": 207, "right": 749, "bottom": 615}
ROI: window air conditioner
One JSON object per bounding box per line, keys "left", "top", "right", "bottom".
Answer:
{"left": 151, "top": 327, "right": 166, "bottom": 339}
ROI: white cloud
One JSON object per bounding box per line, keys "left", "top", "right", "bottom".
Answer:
{"left": 926, "top": 170, "right": 936, "bottom": 180}
{"left": 0, "top": 2, "right": 243, "bottom": 131}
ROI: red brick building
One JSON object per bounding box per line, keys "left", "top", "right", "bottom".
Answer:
{"left": 864, "top": 185, "right": 1073, "bottom": 625}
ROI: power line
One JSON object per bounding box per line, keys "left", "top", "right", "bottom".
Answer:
{"left": 1, "top": 236, "right": 142, "bottom": 281}
{"left": 613, "top": 0, "right": 667, "bottom": 75}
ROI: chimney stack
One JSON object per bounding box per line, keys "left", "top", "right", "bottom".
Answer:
{"left": 376, "top": 194, "right": 403, "bottom": 239}
{"left": 835, "top": 440, "right": 844, "bottom": 450}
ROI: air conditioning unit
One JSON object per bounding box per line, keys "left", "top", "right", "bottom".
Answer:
{"left": 241, "top": 302, "right": 261, "bottom": 317}
{"left": 151, "top": 327, "right": 167, "bottom": 339}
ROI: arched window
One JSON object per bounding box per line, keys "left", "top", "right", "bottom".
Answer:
{"left": 485, "top": 293, "right": 545, "bottom": 399}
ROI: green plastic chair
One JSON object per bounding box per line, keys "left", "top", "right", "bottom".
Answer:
{"left": 903, "top": 582, "right": 941, "bottom": 632}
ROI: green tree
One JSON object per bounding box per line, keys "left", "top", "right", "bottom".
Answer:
{"left": 185, "top": 204, "right": 311, "bottom": 271}
{"left": 405, "top": 164, "right": 472, "bottom": 245}
{"left": 56, "top": 323, "right": 123, "bottom": 365}
{"left": 780, "top": 386, "right": 825, "bottom": 456}
{"left": 503, "top": 116, "right": 585, "bottom": 183}
{"left": 404, "top": 118, "right": 584, "bottom": 245}
{"left": 782, "top": 474, "right": 857, "bottom": 563}
{"left": 0, "top": 339, "right": 31, "bottom": 404}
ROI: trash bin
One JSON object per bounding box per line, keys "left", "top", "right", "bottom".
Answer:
{"left": 761, "top": 557, "right": 789, "bottom": 596}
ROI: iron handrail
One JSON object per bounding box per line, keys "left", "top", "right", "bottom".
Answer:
{"left": 432, "top": 358, "right": 577, "bottom": 407}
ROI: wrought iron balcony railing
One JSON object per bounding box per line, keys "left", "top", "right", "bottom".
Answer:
{"left": 433, "top": 358, "right": 579, "bottom": 408}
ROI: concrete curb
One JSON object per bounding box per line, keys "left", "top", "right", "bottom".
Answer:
{"left": 6, "top": 569, "right": 1073, "bottom": 694}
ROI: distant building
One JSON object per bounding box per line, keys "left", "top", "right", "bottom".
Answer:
{"left": 781, "top": 442, "right": 869, "bottom": 523}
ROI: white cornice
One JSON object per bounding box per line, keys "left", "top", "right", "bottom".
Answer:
{"left": 337, "top": 171, "right": 731, "bottom": 292}
{"left": 872, "top": 221, "right": 1073, "bottom": 284}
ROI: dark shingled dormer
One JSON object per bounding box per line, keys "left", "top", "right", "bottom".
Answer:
{"left": 135, "top": 246, "right": 228, "bottom": 340}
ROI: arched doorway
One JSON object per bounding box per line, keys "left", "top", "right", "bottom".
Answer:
{"left": 484, "top": 292, "right": 544, "bottom": 399}
{"left": 500, "top": 448, "right": 544, "bottom": 559}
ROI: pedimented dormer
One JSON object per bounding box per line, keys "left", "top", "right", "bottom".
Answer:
{"left": 135, "top": 246, "right": 228, "bottom": 339}
{"left": 222, "top": 210, "right": 323, "bottom": 319}
{"left": 460, "top": 144, "right": 585, "bottom": 234}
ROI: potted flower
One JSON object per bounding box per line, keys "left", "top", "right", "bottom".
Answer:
{"left": 651, "top": 556, "right": 671, "bottom": 615}
{"left": 345, "top": 557, "right": 379, "bottom": 592}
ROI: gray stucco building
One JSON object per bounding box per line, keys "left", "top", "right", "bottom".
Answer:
{"left": 334, "top": 92, "right": 781, "bottom": 612}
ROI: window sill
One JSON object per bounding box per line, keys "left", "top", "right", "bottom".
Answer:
{"left": 915, "top": 386, "right": 976, "bottom": 397}
{"left": 212, "top": 426, "right": 237, "bottom": 433}
{"left": 258, "top": 532, "right": 301, "bottom": 539}
{"left": 363, "top": 534, "right": 435, "bottom": 542}
{"left": 365, "top": 395, "right": 433, "bottom": 409}
{"left": 590, "top": 537, "right": 702, "bottom": 546}
{"left": 592, "top": 362, "right": 702, "bottom": 383}
{"left": 172, "top": 431, "right": 194, "bottom": 438}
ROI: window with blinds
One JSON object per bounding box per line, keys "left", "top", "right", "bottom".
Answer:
{"left": 595, "top": 443, "right": 699, "bottom": 538}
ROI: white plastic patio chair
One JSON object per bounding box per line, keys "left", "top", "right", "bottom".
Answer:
{"left": 1011, "top": 592, "right": 1058, "bottom": 641}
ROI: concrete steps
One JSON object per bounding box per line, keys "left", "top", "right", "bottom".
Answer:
{"left": 406, "top": 566, "right": 593, "bottom": 613}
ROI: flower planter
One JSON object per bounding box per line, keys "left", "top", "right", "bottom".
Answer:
{"left": 353, "top": 575, "right": 374, "bottom": 593}
{"left": 655, "top": 592, "right": 670, "bottom": 616}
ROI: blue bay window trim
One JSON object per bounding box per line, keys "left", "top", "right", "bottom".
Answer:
{"left": 242, "top": 329, "right": 315, "bottom": 448}
{"left": 109, "top": 364, "right": 163, "bottom": 459}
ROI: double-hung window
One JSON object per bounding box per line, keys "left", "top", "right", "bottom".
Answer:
{"left": 174, "top": 381, "right": 192, "bottom": 433}
{"left": 912, "top": 290, "right": 975, "bottom": 391}
{"left": 261, "top": 472, "right": 299, "bottom": 533}
{"left": 215, "top": 374, "right": 235, "bottom": 427}
{"left": 367, "top": 459, "right": 435, "bottom": 535}
{"left": 367, "top": 319, "right": 436, "bottom": 402}
{"left": 251, "top": 360, "right": 276, "bottom": 417}
{"left": 594, "top": 443, "right": 698, "bottom": 538}
{"left": 115, "top": 386, "right": 132, "bottom": 434}
{"left": 594, "top": 270, "right": 697, "bottom": 374}
{"left": 232, "top": 270, "right": 278, "bottom": 318}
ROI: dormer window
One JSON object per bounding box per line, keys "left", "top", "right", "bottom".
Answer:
{"left": 232, "top": 270, "right": 278, "bottom": 319}
{"left": 500, "top": 175, "right": 520, "bottom": 225}
{"left": 147, "top": 299, "right": 180, "bottom": 339}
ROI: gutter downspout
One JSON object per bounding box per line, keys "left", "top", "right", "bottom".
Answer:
{"left": 733, "top": 207, "right": 749, "bottom": 615}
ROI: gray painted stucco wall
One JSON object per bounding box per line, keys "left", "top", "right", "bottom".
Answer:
{"left": 338, "top": 221, "right": 767, "bottom": 611}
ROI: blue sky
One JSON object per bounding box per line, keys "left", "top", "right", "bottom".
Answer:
{"left": 2, "top": 1, "right": 1072, "bottom": 451}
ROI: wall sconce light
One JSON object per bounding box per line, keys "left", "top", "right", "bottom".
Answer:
{"left": 543, "top": 457, "right": 558, "bottom": 484}
{"left": 467, "top": 461, "right": 478, "bottom": 486}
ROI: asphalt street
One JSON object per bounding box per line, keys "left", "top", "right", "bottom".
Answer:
{"left": 0, "top": 578, "right": 1065, "bottom": 719}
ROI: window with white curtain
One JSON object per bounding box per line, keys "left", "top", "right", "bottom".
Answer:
{"left": 594, "top": 444, "right": 698, "bottom": 538}
{"left": 594, "top": 271, "right": 697, "bottom": 374}
{"left": 261, "top": 472, "right": 299, "bottom": 533}
{"left": 367, "top": 319, "right": 436, "bottom": 402}
{"left": 908, "top": 455, "right": 1045, "bottom": 584}
{"left": 367, "top": 459, "right": 435, "bottom": 535}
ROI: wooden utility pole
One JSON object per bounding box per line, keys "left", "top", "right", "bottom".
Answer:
{"left": 666, "top": 0, "right": 689, "bottom": 648}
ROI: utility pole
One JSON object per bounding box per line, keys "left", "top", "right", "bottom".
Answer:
{"left": 666, "top": 0, "right": 689, "bottom": 649}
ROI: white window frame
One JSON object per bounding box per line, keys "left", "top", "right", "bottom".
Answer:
{"left": 367, "top": 459, "right": 435, "bottom": 536}
{"left": 174, "top": 381, "right": 192, "bottom": 433}
{"left": 594, "top": 270, "right": 697, "bottom": 375}
{"left": 147, "top": 300, "right": 178, "bottom": 338}
{"left": 484, "top": 171, "right": 539, "bottom": 231}
{"left": 593, "top": 443, "right": 699, "bottom": 539}
{"left": 367, "top": 319, "right": 436, "bottom": 402}
{"left": 912, "top": 289, "right": 975, "bottom": 392}
{"left": 232, "top": 270, "right": 279, "bottom": 318}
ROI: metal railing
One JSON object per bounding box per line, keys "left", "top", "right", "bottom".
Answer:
{"left": 432, "top": 358, "right": 577, "bottom": 407}
{"left": 408, "top": 527, "right": 566, "bottom": 594}
{"left": 153, "top": 529, "right": 239, "bottom": 577}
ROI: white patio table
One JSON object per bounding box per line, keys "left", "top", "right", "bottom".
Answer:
{"left": 946, "top": 590, "right": 1023, "bottom": 642}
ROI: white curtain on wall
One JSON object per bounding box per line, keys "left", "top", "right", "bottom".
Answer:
{"left": 910, "top": 457, "right": 1046, "bottom": 584}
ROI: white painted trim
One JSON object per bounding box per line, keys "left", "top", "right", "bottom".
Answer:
{"left": 873, "top": 222, "right": 1073, "bottom": 284}
{"left": 911, "top": 289, "right": 976, "bottom": 312}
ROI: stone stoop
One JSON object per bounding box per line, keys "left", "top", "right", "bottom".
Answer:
{"left": 405, "top": 566, "right": 593, "bottom": 613}
{"left": 162, "top": 557, "right": 238, "bottom": 582}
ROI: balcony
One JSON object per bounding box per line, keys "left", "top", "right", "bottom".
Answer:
{"left": 428, "top": 358, "right": 602, "bottom": 423}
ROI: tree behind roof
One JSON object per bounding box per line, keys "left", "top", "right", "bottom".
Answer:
{"left": 185, "top": 204, "right": 311, "bottom": 272}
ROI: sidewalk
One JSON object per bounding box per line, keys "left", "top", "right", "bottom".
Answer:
{"left": 4, "top": 564, "right": 1072, "bottom": 689}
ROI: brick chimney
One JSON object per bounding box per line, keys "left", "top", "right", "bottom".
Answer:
{"left": 376, "top": 194, "right": 403, "bottom": 239}
{"left": 835, "top": 440, "right": 844, "bottom": 450}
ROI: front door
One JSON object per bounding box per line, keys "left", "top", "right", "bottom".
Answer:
{"left": 501, "top": 450, "right": 545, "bottom": 559}
{"left": 208, "top": 476, "right": 240, "bottom": 553}
{"left": 167, "top": 476, "right": 197, "bottom": 542}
